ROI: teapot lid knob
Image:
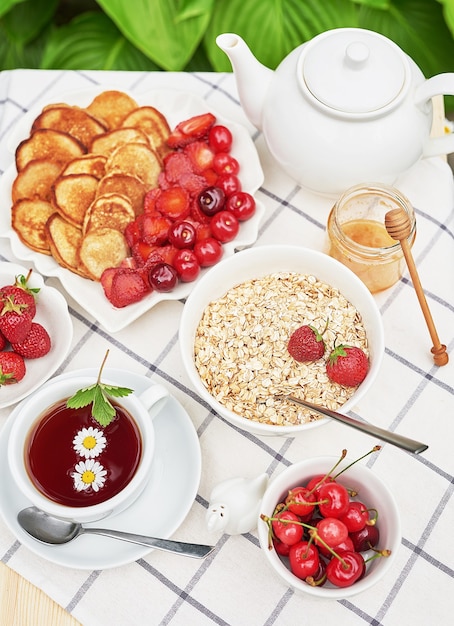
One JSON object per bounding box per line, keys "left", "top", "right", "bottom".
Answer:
{"left": 345, "top": 41, "right": 369, "bottom": 68}
{"left": 299, "top": 28, "right": 409, "bottom": 115}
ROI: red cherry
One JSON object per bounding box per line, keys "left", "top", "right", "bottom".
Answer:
{"left": 285, "top": 486, "right": 316, "bottom": 518}
{"left": 305, "top": 474, "right": 335, "bottom": 498}
{"left": 148, "top": 263, "right": 178, "bottom": 292}
{"left": 210, "top": 210, "right": 239, "bottom": 243}
{"left": 326, "top": 550, "right": 365, "bottom": 588}
{"left": 315, "top": 517, "right": 349, "bottom": 548}
{"left": 168, "top": 220, "right": 197, "bottom": 249}
{"left": 226, "top": 191, "right": 256, "bottom": 221}
{"left": 271, "top": 510, "right": 304, "bottom": 546}
{"left": 273, "top": 537, "right": 291, "bottom": 557}
{"left": 208, "top": 124, "right": 233, "bottom": 152}
{"left": 194, "top": 238, "right": 223, "bottom": 267}
{"left": 197, "top": 186, "right": 225, "bottom": 216}
{"left": 338, "top": 501, "right": 369, "bottom": 533}
{"left": 317, "top": 535, "right": 354, "bottom": 558}
{"left": 318, "top": 481, "right": 350, "bottom": 518}
{"left": 216, "top": 173, "right": 241, "bottom": 196}
{"left": 289, "top": 541, "right": 320, "bottom": 580}
{"left": 349, "top": 524, "right": 380, "bottom": 552}
{"left": 213, "top": 152, "right": 240, "bottom": 176}
{"left": 172, "top": 249, "right": 200, "bottom": 282}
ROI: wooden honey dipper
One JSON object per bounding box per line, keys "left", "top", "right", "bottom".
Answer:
{"left": 385, "top": 208, "right": 448, "bottom": 366}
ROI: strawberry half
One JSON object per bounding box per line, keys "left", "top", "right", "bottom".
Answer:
{"left": 326, "top": 345, "right": 369, "bottom": 387}
{"left": 108, "top": 268, "right": 150, "bottom": 308}
{"left": 167, "top": 113, "right": 216, "bottom": 148}
{"left": 155, "top": 187, "right": 190, "bottom": 221}
{"left": 0, "top": 351, "right": 26, "bottom": 385}
{"left": 11, "top": 322, "right": 51, "bottom": 358}
{"left": 288, "top": 323, "right": 327, "bottom": 362}
{"left": 183, "top": 141, "right": 215, "bottom": 173}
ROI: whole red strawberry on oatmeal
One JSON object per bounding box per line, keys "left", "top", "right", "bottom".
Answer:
{"left": 326, "top": 344, "right": 369, "bottom": 387}
{"left": 288, "top": 322, "right": 327, "bottom": 362}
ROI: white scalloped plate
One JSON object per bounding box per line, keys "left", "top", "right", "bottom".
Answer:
{"left": 0, "top": 88, "right": 265, "bottom": 333}
{"left": 0, "top": 262, "right": 72, "bottom": 408}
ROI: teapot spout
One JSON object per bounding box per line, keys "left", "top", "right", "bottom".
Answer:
{"left": 216, "top": 33, "right": 273, "bottom": 130}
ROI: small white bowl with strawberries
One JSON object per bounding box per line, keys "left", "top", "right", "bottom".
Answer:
{"left": 179, "top": 244, "right": 384, "bottom": 437}
{"left": 0, "top": 262, "right": 72, "bottom": 407}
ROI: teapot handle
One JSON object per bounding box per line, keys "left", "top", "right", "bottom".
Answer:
{"left": 414, "top": 74, "right": 454, "bottom": 157}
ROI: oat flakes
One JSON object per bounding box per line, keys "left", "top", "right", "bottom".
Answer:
{"left": 194, "top": 272, "right": 369, "bottom": 426}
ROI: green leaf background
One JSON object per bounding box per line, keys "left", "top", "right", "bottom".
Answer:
{"left": 0, "top": 0, "right": 453, "bottom": 109}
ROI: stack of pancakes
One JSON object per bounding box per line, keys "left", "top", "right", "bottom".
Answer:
{"left": 11, "top": 90, "right": 170, "bottom": 280}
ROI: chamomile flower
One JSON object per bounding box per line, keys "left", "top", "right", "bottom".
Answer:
{"left": 72, "top": 459, "right": 107, "bottom": 492}
{"left": 73, "top": 426, "right": 106, "bottom": 459}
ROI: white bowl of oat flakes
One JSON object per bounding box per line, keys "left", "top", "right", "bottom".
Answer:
{"left": 179, "top": 245, "right": 384, "bottom": 436}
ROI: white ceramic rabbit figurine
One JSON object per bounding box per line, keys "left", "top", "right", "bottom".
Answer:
{"left": 205, "top": 473, "right": 269, "bottom": 535}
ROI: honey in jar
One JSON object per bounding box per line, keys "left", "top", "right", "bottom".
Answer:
{"left": 327, "top": 184, "right": 416, "bottom": 293}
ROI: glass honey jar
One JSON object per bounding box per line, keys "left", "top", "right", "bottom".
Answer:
{"left": 326, "top": 183, "right": 416, "bottom": 293}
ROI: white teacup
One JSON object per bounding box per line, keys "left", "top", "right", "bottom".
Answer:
{"left": 8, "top": 372, "right": 169, "bottom": 523}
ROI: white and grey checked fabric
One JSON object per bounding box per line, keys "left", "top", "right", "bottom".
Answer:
{"left": 0, "top": 70, "right": 453, "bottom": 626}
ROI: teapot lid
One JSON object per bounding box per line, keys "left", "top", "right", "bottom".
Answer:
{"left": 299, "top": 29, "right": 409, "bottom": 114}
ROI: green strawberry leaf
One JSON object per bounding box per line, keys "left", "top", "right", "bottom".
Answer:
{"left": 66, "top": 385, "right": 98, "bottom": 409}
{"left": 102, "top": 384, "right": 134, "bottom": 398}
{"left": 16, "top": 273, "right": 40, "bottom": 295}
{"left": 66, "top": 351, "right": 133, "bottom": 426}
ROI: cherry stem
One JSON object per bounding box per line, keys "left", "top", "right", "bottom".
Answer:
{"left": 306, "top": 571, "right": 327, "bottom": 587}
{"left": 306, "top": 449, "right": 348, "bottom": 496}
{"left": 260, "top": 513, "right": 349, "bottom": 569}
{"left": 365, "top": 548, "right": 391, "bottom": 563}
{"left": 332, "top": 445, "right": 381, "bottom": 479}
{"left": 366, "top": 508, "right": 379, "bottom": 526}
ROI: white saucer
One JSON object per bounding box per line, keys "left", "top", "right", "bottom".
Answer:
{"left": 0, "top": 368, "right": 201, "bottom": 569}
{"left": 0, "top": 262, "right": 72, "bottom": 408}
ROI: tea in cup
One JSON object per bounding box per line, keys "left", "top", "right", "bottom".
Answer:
{"left": 8, "top": 372, "right": 169, "bottom": 522}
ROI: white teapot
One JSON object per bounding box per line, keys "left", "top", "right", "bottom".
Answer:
{"left": 217, "top": 28, "right": 454, "bottom": 195}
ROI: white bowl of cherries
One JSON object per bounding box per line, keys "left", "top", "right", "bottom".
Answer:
{"left": 257, "top": 448, "right": 401, "bottom": 598}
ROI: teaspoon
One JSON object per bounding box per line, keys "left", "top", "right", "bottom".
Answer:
{"left": 17, "top": 506, "right": 214, "bottom": 559}
{"left": 277, "top": 394, "right": 428, "bottom": 454}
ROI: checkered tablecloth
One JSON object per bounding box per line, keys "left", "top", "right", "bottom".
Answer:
{"left": 0, "top": 69, "right": 453, "bottom": 626}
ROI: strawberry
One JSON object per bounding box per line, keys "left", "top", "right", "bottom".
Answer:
{"left": 178, "top": 172, "right": 211, "bottom": 197}
{"left": 0, "top": 351, "right": 26, "bottom": 385}
{"left": 100, "top": 267, "right": 117, "bottom": 301}
{"left": 326, "top": 344, "right": 369, "bottom": 387}
{"left": 0, "top": 295, "right": 33, "bottom": 343}
{"left": 132, "top": 240, "right": 157, "bottom": 265}
{"left": 124, "top": 218, "right": 143, "bottom": 248}
{"left": 143, "top": 188, "right": 161, "bottom": 213}
{"left": 119, "top": 256, "right": 138, "bottom": 270}
{"left": 163, "top": 151, "right": 193, "bottom": 183}
{"left": 141, "top": 213, "right": 172, "bottom": 245}
{"left": 108, "top": 268, "right": 150, "bottom": 308}
{"left": 155, "top": 187, "right": 190, "bottom": 220}
{"left": 167, "top": 113, "right": 216, "bottom": 148}
{"left": 288, "top": 323, "right": 327, "bottom": 362}
{"left": 150, "top": 244, "right": 178, "bottom": 267}
{"left": 11, "top": 322, "right": 51, "bottom": 358}
{"left": 0, "top": 329, "right": 7, "bottom": 351}
{"left": 183, "top": 141, "right": 215, "bottom": 173}
{"left": 0, "top": 271, "right": 38, "bottom": 318}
